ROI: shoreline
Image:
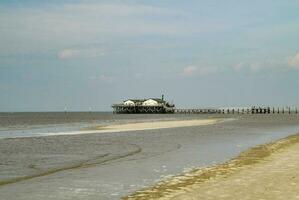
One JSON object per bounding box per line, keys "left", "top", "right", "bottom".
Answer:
{"left": 3, "top": 118, "right": 222, "bottom": 138}
{"left": 124, "top": 133, "right": 299, "bottom": 200}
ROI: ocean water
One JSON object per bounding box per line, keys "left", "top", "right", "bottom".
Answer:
{"left": 0, "top": 113, "right": 299, "bottom": 200}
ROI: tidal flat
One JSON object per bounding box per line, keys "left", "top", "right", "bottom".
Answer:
{"left": 0, "top": 114, "right": 299, "bottom": 200}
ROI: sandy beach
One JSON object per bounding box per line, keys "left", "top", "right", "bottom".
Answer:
{"left": 125, "top": 133, "right": 299, "bottom": 200}
{"left": 95, "top": 119, "right": 220, "bottom": 132}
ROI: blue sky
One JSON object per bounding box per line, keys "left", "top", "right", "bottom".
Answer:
{"left": 1, "top": 0, "right": 299, "bottom": 111}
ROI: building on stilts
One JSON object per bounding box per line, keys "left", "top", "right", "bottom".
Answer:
{"left": 112, "top": 95, "right": 175, "bottom": 114}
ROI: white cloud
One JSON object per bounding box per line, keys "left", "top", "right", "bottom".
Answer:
{"left": 0, "top": 2, "right": 230, "bottom": 57}
{"left": 63, "top": 4, "right": 184, "bottom": 17}
{"left": 233, "top": 62, "right": 244, "bottom": 71}
{"left": 249, "top": 62, "right": 262, "bottom": 72}
{"left": 182, "top": 65, "right": 218, "bottom": 76}
{"left": 247, "top": 56, "right": 299, "bottom": 73}
{"left": 197, "top": 66, "right": 218, "bottom": 75}
{"left": 88, "top": 74, "right": 115, "bottom": 82}
{"left": 99, "top": 75, "right": 115, "bottom": 82}
{"left": 58, "top": 49, "right": 77, "bottom": 59}
{"left": 0, "top": 3, "right": 189, "bottom": 37}
{"left": 288, "top": 53, "right": 299, "bottom": 69}
{"left": 231, "top": 59, "right": 287, "bottom": 73}
{"left": 183, "top": 66, "right": 197, "bottom": 76}
{"left": 58, "top": 48, "right": 105, "bottom": 60}
{"left": 249, "top": 60, "right": 285, "bottom": 73}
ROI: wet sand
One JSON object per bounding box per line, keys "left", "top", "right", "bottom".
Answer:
{"left": 1, "top": 115, "right": 299, "bottom": 200}
{"left": 125, "top": 133, "right": 299, "bottom": 200}
{"left": 0, "top": 119, "right": 218, "bottom": 186}
{"left": 0, "top": 118, "right": 220, "bottom": 186}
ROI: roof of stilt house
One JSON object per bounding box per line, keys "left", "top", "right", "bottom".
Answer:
{"left": 124, "top": 98, "right": 166, "bottom": 104}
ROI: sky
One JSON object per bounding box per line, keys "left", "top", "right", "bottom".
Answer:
{"left": 1, "top": 0, "right": 299, "bottom": 111}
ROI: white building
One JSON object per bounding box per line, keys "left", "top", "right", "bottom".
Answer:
{"left": 142, "top": 99, "right": 159, "bottom": 106}
{"left": 123, "top": 100, "right": 135, "bottom": 106}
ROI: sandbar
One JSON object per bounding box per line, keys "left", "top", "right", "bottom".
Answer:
{"left": 44, "top": 119, "right": 221, "bottom": 136}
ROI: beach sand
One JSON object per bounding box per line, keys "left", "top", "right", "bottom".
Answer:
{"left": 45, "top": 118, "right": 220, "bottom": 136}
{"left": 125, "top": 133, "right": 299, "bottom": 200}
{"left": 96, "top": 119, "right": 220, "bottom": 132}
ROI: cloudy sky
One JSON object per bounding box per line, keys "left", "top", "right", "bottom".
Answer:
{"left": 1, "top": 0, "right": 299, "bottom": 111}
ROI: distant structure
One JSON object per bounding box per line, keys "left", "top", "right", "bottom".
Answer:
{"left": 251, "top": 106, "right": 271, "bottom": 114}
{"left": 112, "top": 98, "right": 298, "bottom": 115}
{"left": 175, "top": 108, "right": 220, "bottom": 114}
{"left": 112, "top": 95, "right": 175, "bottom": 114}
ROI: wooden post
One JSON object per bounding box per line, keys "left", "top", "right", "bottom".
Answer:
{"left": 273, "top": 107, "right": 275, "bottom": 114}
{"left": 289, "top": 107, "right": 291, "bottom": 114}
{"left": 282, "top": 108, "right": 284, "bottom": 114}
{"left": 278, "top": 107, "right": 280, "bottom": 114}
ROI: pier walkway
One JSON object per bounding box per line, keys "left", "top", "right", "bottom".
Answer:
{"left": 175, "top": 107, "right": 298, "bottom": 114}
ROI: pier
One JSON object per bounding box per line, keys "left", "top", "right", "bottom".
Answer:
{"left": 112, "top": 97, "right": 298, "bottom": 115}
{"left": 174, "top": 106, "right": 298, "bottom": 114}
{"left": 175, "top": 108, "right": 219, "bottom": 114}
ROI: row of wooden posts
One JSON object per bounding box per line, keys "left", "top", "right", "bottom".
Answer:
{"left": 175, "top": 107, "right": 299, "bottom": 114}
{"left": 222, "top": 107, "right": 298, "bottom": 114}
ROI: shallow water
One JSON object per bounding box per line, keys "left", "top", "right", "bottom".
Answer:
{"left": 0, "top": 112, "right": 216, "bottom": 138}
{"left": 0, "top": 114, "right": 299, "bottom": 200}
